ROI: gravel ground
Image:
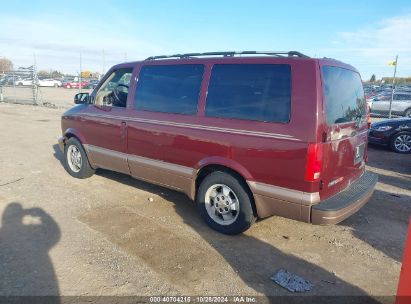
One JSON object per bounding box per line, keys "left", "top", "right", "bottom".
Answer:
{"left": 0, "top": 102, "right": 409, "bottom": 303}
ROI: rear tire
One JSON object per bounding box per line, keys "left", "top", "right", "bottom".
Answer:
{"left": 196, "top": 171, "right": 256, "bottom": 235}
{"left": 390, "top": 132, "right": 411, "bottom": 154}
{"left": 63, "top": 137, "right": 95, "bottom": 178}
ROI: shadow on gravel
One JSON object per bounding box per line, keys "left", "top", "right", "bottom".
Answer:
{"left": 52, "top": 144, "right": 64, "bottom": 167}
{"left": 0, "top": 202, "right": 60, "bottom": 300}
{"left": 342, "top": 190, "right": 411, "bottom": 263}
{"left": 90, "top": 170, "right": 380, "bottom": 303}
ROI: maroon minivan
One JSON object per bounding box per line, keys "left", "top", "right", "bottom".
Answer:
{"left": 58, "top": 51, "right": 378, "bottom": 234}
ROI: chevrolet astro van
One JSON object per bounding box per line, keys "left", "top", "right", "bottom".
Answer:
{"left": 58, "top": 51, "right": 378, "bottom": 234}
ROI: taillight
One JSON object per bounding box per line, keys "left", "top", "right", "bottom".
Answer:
{"left": 304, "top": 143, "right": 323, "bottom": 182}
{"left": 367, "top": 104, "right": 371, "bottom": 129}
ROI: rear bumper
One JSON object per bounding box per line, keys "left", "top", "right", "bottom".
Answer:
{"left": 311, "top": 171, "right": 378, "bottom": 225}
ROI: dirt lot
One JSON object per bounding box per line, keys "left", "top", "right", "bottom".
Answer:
{"left": 0, "top": 102, "right": 410, "bottom": 302}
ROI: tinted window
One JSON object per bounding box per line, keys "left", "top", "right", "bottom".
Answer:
{"left": 134, "top": 65, "right": 204, "bottom": 115}
{"left": 205, "top": 64, "right": 291, "bottom": 123}
{"left": 395, "top": 94, "right": 411, "bottom": 101}
{"left": 322, "top": 66, "right": 366, "bottom": 125}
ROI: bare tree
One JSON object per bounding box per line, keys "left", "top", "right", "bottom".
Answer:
{"left": 0, "top": 58, "right": 13, "bottom": 73}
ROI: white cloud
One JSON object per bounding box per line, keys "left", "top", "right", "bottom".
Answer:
{"left": 319, "top": 14, "right": 411, "bottom": 79}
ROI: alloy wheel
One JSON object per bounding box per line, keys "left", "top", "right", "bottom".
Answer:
{"left": 67, "top": 145, "right": 82, "bottom": 172}
{"left": 394, "top": 134, "right": 411, "bottom": 152}
{"left": 204, "top": 184, "right": 240, "bottom": 225}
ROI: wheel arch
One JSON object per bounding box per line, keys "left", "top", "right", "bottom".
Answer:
{"left": 193, "top": 158, "right": 257, "bottom": 217}
{"left": 63, "top": 128, "right": 87, "bottom": 145}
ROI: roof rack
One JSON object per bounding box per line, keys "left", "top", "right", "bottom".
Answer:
{"left": 145, "top": 51, "right": 310, "bottom": 60}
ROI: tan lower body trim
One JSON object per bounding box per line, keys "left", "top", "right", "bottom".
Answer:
{"left": 81, "top": 144, "right": 319, "bottom": 221}
{"left": 84, "top": 144, "right": 130, "bottom": 175}
{"left": 85, "top": 144, "right": 195, "bottom": 197}
{"left": 128, "top": 155, "right": 194, "bottom": 197}
{"left": 248, "top": 181, "right": 320, "bottom": 221}
{"left": 247, "top": 181, "right": 320, "bottom": 206}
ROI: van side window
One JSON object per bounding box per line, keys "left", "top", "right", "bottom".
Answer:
{"left": 134, "top": 65, "right": 204, "bottom": 115}
{"left": 205, "top": 64, "right": 291, "bottom": 123}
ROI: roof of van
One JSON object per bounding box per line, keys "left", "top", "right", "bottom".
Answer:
{"left": 144, "top": 51, "right": 309, "bottom": 60}
{"left": 114, "top": 51, "right": 359, "bottom": 74}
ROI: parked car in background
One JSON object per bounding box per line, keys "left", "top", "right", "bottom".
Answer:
{"left": 86, "top": 80, "right": 99, "bottom": 89}
{"left": 63, "top": 80, "right": 89, "bottom": 89}
{"left": 15, "top": 78, "right": 33, "bottom": 86}
{"left": 0, "top": 75, "right": 21, "bottom": 86}
{"left": 58, "top": 51, "right": 377, "bottom": 235}
{"left": 38, "top": 78, "right": 62, "bottom": 87}
{"left": 368, "top": 118, "right": 411, "bottom": 153}
{"left": 369, "top": 93, "right": 411, "bottom": 117}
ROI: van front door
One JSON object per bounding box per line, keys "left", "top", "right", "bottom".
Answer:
{"left": 81, "top": 67, "right": 133, "bottom": 174}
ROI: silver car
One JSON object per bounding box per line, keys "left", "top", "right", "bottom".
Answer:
{"left": 370, "top": 92, "right": 411, "bottom": 117}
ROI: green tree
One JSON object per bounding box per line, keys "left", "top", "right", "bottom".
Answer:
{"left": 37, "top": 70, "right": 51, "bottom": 78}
{"left": 369, "top": 74, "right": 376, "bottom": 83}
{"left": 50, "top": 70, "right": 63, "bottom": 79}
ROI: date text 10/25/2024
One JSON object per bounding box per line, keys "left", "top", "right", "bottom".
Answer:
{"left": 149, "top": 296, "right": 257, "bottom": 303}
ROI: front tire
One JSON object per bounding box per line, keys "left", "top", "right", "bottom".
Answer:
{"left": 64, "top": 137, "right": 95, "bottom": 178}
{"left": 390, "top": 132, "right": 411, "bottom": 154}
{"left": 404, "top": 109, "right": 411, "bottom": 118}
{"left": 196, "top": 171, "right": 256, "bottom": 235}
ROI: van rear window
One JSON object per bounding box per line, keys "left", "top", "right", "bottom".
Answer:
{"left": 322, "top": 66, "right": 366, "bottom": 125}
{"left": 135, "top": 65, "right": 204, "bottom": 115}
{"left": 205, "top": 64, "right": 291, "bottom": 123}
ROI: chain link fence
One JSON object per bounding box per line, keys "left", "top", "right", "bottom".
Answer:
{"left": 0, "top": 66, "right": 40, "bottom": 105}
{"left": 366, "top": 85, "right": 411, "bottom": 119}
{"left": 0, "top": 67, "right": 92, "bottom": 108}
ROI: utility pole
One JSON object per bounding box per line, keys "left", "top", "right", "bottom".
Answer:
{"left": 102, "top": 49, "right": 106, "bottom": 76}
{"left": 388, "top": 55, "right": 398, "bottom": 119}
{"left": 79, "top": 52, "right": 82, "bottom": 93}
{"left": 32, "top": 53, "right": 38, "bottom": 105}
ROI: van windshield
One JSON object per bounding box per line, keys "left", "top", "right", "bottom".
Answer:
{"left": 322, "top": 66, "right": 366, "bottom": 125}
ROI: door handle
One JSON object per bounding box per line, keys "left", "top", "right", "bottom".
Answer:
{"left": 120, "top": 121, "right": 127, "bottom": 139}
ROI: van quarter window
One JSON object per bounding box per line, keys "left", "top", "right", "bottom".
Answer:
{"left": 205, "top": 64, "right": 291, "bottom": 123}
{"left": 322, "top": 66, "right": 367, "bottom": 125}
{"left": 134, "top": 64, "right": 204, "bottom": 115}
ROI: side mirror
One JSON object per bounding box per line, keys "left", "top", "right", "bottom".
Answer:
{"left": 74, "top": 92, "right": 89, "bottom": 104}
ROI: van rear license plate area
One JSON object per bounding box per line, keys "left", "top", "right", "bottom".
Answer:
{"left": 354, "top": 143, "right": 365, "bottom": 164}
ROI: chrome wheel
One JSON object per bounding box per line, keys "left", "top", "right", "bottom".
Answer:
{"left": 394, "top": 134, "right": 411, "bottom": 152}
{"left": 204, "top": 184, "right": 240, "bottom": 226}
{"left": 66, "top": 145, "right": 82, "bottom": 173}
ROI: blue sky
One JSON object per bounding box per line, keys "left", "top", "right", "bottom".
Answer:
{"left": 1, "top": 0, "right": 411, "bottom": 79}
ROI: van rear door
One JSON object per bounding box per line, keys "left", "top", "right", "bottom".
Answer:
{"left": 320, "top": 65, "right": 368, "bottom": 199}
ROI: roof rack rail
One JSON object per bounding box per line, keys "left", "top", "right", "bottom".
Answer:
{"left": 145, "top": 51, "right": 310, "bottom": 60}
